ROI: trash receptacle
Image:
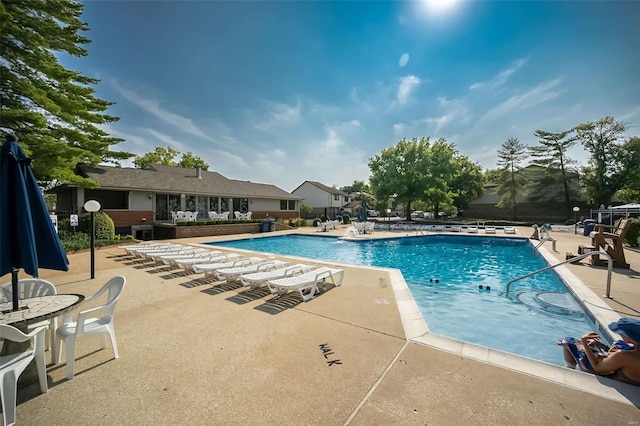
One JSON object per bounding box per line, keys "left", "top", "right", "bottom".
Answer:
{"left": 583, "top": 219, "right": 597, "bottom": 236}
{"left": 269, "top": 220, "right": 276, "bottom": 232}
{"left": 260, "top": 220, "right": 270, "bottom": 233}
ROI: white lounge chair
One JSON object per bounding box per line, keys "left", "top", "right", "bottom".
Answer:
{"left": 154, "top": 249, "right": 211, "bottom": 265}
{"left": 172, "top": 253, "right": 242, "bottom": 269}
{"left": 267, "top": 267, "right": 345, "bottom": 302}
{"left": 190, "top": 257, "right": 266, "bottom": 276}
{"left": 485, "top": 226, "right": 496, "bottom": 234}
{"left": 504, "top": 226, "right": 516, "bottom": 234}
{"left": 214, "top": 260, "right": 290, "bottom": 282}
{"left": 467, "top": 226, "right": 478, "bottom": 234}
{"left": 239, "top": 264, "right": 316, "bottom": 289}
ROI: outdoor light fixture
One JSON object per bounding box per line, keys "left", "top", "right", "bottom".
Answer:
{"left": 573, "top": 206, "right": 580, "bottom": 235}
{"left": 387, "top": 208, "right": 392, "bottom": 231}
{"left": 84, "top": 200, "right": 101, "bottom": 279}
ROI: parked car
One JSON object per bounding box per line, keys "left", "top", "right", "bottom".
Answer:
{"left": 410, "top": 211, "right": 424, "bottom": 218}
{"left": 337, "top": 210, "right": 352, "bottom": 217}
{"left": 366, "top": 210, "right": 378, "bottom": 217}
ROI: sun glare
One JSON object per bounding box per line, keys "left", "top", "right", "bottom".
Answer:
{"left": 420, "top": 0, "right": 460, "bottom": 14}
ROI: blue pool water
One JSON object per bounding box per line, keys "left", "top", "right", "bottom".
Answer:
{"left": 209, "top": 234, "right": 603, "bottom": 365}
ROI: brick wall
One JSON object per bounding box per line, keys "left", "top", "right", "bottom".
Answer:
{"left": 152, "top": 222, "right": 291, "bottom": 240}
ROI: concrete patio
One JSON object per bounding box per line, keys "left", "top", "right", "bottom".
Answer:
{"left": 9, "top": 225, "right": 640, "bottom": 425}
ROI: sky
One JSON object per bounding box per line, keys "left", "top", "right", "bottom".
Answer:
{"left": 64, "top": 0, "right": 640, "bottom": 192}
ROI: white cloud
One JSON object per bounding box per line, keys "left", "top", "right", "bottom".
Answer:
{"left": 469, "top": 58, "right": 527, "bottom": 91}
{"left": 144, "top": 128, "right": 189, "bottom": 151}
{"left": 399, "top": 53, "right": 410, "bottom": 67}
{"left": 394, "top": 123, "right": 410, "bottom": 135}
{"left": 112, "top": 82, "right": 217, "bottom": 143}
{"left": 396, "top": 75, "right": 421, "bottom": 105}
{"left": 476, "top": 77, "right": 564, "bottom": 125}
{"left": 254, "top": 101, "right": 301, "bottom": 131}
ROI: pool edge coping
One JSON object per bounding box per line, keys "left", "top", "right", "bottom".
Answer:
{"left": 201, "top": 235, "right": 640, "bottom": 406}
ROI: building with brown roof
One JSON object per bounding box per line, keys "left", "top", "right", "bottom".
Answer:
{"left": 51, "top": 164, "right": 300, "bottom": 236}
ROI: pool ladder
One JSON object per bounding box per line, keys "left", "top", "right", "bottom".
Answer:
{"left": 533, "top": 237, "right": 556, "bottom": 252}
{"left": 505, "top": 250, "right": 613, "bottom": 298}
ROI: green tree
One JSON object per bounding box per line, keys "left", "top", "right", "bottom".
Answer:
{"left": 495, "top": 137, "right": 528, "bottom": 220}
{"left": 340, "top": 180, "right": 375, "bottom": 207}
{"left": 133, "top": 146, "right": 179, "bottom": 169}
{"left": 133, "top": 146, "right": 209, "bottom": 170}
{"left": 423, "top": 139, "right": 458, "bottom": 218}
{"left": 369, "top": 138, "right": 431, "bottom": 220}
{"left": 483, "top": 168, "right": 502, "bottom": 184}
{"left": 529, "top": 129, "right": 580, "bottom": 217}
{"left": 0, "top": 0, "right": 132, "bottom": 184}
{"left": 178, "top": 151, "right": 209, "bottom": 170}
{"left": 450, "top": 156, "right": 485, "bottom": 215}
{"left": 617, "top": 136, "right": 640, "bottom": 203}
{"left": 298, "top": 202, "right": 313, "bottom": 219}
{"left": 574, "top": 116, "right": 626, "bottom": 206}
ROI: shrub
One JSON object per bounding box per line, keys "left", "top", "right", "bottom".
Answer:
{"left": 312, "top": 218, "right": 322, "bottom": 227}
{"left": 342, "top": 216, "right": 351, "bottom": 225}
{"left": 295, "top": 217, "right": 307, "bottom": 227}
{"left": 59, "top": 231, "right": 90, "bottom": 252}
{"left": 78, "top": 212, "right": 115, "bottom": 240}
{"left": 624, "top": 219, "right": 640, "bottom": 247}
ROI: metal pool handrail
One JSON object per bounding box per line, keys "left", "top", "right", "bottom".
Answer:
{"left": 533, "top": 237, "right": 556, "bottom": 252}
{"left": 505, "top": 250, "right": 613, "bottom": 298}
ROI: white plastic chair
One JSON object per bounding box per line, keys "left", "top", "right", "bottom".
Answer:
{"left": 53, "top": 276, "right": 126, "bottom": 379}
{"left": 0, "top": 324, "right": 48, "bottom": 426}
{"left": 1, "top": 279, "right": 57, "bottom": 354}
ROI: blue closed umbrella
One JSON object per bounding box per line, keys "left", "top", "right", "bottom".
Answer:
{"left": 0, "top": 134, "right": 69, "bottom": 311}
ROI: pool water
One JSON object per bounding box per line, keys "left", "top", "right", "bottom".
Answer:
{"left": 209, "top": 234, "right": 603, "bottom": 366}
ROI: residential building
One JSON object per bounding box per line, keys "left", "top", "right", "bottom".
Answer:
{"left": 291, "top": 181, "right": 353, "bottom": 218}
{"left": 51, "top": 164, "right": 300, "bottom": 237}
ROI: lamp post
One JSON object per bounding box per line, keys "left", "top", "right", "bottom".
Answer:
{"left": 84, "top": 200, "right": 101, "bottom": 279}
{"left": 387, "top": 208, "right": 391, "bottom": 232}
{"left": 573, "top": 206, "right": 580, "bottom": 235}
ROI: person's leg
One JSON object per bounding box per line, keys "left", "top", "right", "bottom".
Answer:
{"left": 563, "top": 345, "right": 578, "bottom": 368}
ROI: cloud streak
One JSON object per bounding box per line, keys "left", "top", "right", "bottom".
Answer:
{"left": 112, "top": 82, "right": 218, "bottom": 143}
{"left": 396, "top": 75, "right": 421, "bottom": 105}
{"left": 469, "top": 58, "right": 527, "bottom": 91}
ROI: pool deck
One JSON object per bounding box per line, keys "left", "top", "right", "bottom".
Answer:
{"left": 10, "top": 225, "right": 640, "bottom": 424}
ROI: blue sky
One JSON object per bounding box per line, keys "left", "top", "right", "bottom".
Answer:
{"left": 66, "top": 1, "right": 639, "bottom": 192}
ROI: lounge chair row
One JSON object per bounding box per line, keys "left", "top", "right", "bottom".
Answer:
{"left": 118, "top": 243, "right": 345, "bottom": 302}
{"left": 372, "top": 223, "right": 517, "bottom": 234}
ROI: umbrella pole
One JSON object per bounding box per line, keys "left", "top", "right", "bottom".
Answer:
{"left": 12, "top": 268, "right": 19, "bottom": 311}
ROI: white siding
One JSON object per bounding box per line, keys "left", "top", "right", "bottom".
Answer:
{"left": 292, "top": 182, "right": 344, "bottom": 208}
{"left": 129, "top": 191, "right": 153, "bottom": 210}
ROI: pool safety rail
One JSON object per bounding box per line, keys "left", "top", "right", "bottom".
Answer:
{"left": 505, "top": 250, "right": 613, "bottom": 298}
{"left": 533, "top": 237, "right": 556, "bottom": 252}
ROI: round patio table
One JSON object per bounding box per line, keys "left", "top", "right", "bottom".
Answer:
{"left": 1, "top": 294, "right": 85, "bottom": 386}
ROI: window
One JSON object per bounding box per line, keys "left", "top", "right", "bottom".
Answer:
{"left": 185, "top": 195, "right": 196, "bottom": 212}
{"left": 280, "top": 200, "right": 287, "bottom": 210}
{"left": 209, "top": 197, "right": 219, "bottom": 213}
{"left": 334, "top": 194, "right": 339, "bottom": 201}
{"left": 288, "top": 200, "right": 296, "bottom": 210}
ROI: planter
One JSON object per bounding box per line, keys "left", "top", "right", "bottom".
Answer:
{"left": 152, "top": 222, "right": 287, "bottom": 240}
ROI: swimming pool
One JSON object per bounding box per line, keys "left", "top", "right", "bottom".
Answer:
{"left": 208, "top": 234, "right": 603, "bottom": 366}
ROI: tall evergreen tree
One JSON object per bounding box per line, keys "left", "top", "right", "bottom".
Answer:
{"left": 495, "top": 137, "right": 528, "bottom": 220}
{"left": 529, "top": 129, "right": 580, "bottom": 217}
{"left": 574, "top": 116, "right": 626, "bottom": 206}
{"left": 0, "top": 0, "right": 132, "bottom": 185}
